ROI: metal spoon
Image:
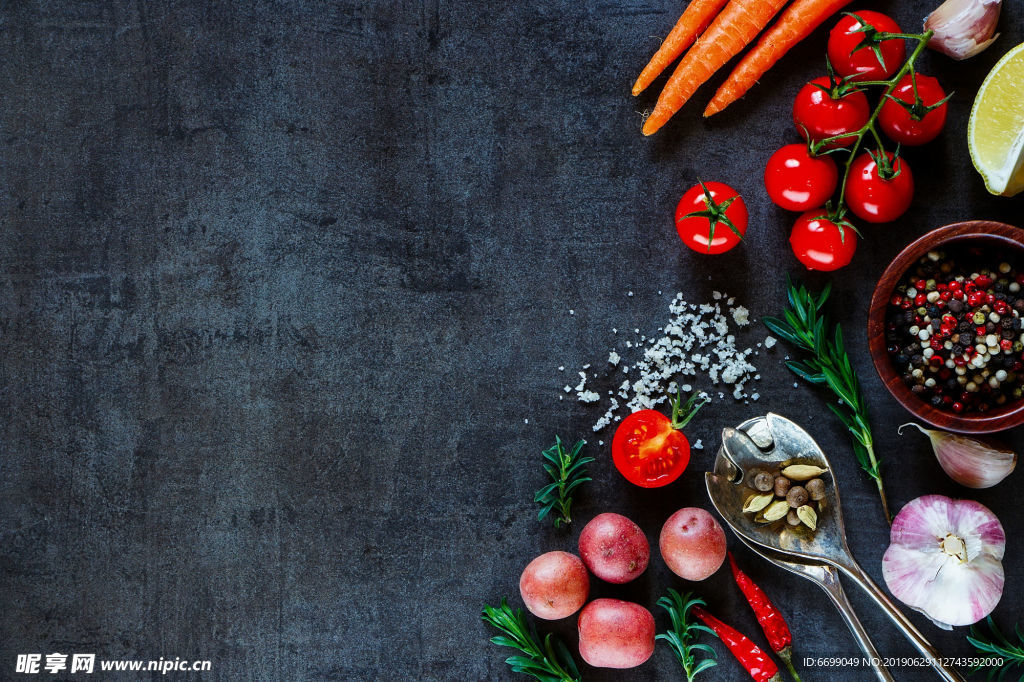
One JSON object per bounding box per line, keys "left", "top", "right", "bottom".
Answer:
{"left": 706, "top": 413, "right": 965, "bottom": 682}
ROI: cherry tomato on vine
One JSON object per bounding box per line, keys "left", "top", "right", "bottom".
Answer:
{"left": 764, "top": 144, "right": 839, "bottom": 212}
{"left": 827, "top": 11, "right": 906, "bottom": 82}
{"left": 845, "top": 151, "right": 914, "bottom": 223}
{"left": 793, "top": 77, "right": 870, "bottom": 149}
{"left": 674, "top": 181, "right": 747, "bottom": 254}
{"left": 790, "top": 210, "right": 858, "bottom": 272}
{"left": 878, "top": 73, "right": 950, "bottom": 145}
{"left": 612, "top": 392, "right": 707, "bottom": 488}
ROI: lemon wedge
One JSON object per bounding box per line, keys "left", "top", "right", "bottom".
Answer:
{"left": 968, "top": 42, "right": 1024, "bottom": 197}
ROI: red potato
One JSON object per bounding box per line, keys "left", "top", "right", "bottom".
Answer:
{"left": 519, "top": 551, "right": 589, "bottom": 620}
{"left": 659, "top": 507, "right": 727, "bottom": 581}
{"left": 577, "top": 599, "right": 656, "bottom": 669}
{"left": 578, "top": 513, "right": 650, "bottom": 584}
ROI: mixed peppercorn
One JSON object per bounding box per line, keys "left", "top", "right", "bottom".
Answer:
{"left": 886, "top": 249, "right": 1024, "bottom": 414}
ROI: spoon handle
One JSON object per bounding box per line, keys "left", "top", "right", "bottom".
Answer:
{"left": 815, "top": 571, "right": 895, "bottom": 682}
{"left": 839, "top": 562, "right": 967, "bottom": 682}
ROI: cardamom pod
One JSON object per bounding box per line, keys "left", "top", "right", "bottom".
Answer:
{"left": 796, "top": 504, "right": 818, "bottom": 530}
{"left": 743, "top": 493, "right": 775, "bottom": 513}
{"left": 761, "top": 500, "right": 790, "bottom": 522}
{"left": 782, "top": 464, "right": 829, "bottom": 481}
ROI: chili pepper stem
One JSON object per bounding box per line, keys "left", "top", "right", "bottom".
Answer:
{"left": 776, "top": 646, "right": 802, "bottom": 682}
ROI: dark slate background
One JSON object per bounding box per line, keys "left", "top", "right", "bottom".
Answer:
{"left": 2, "top": 1, "right": 1023, "bottom": 680}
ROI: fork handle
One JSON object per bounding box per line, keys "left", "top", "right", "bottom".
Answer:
{"left": 839, "top": 562, "right": 966, "bottom": 682}
{"left": 814, "top": 570, "right": 895, "bottom": 682}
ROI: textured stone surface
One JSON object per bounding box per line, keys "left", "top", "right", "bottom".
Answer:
{"left": 1, "top": 1, "right": 1023, "bottom": 680}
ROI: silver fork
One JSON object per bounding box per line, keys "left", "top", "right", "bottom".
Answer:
{"left": 735, "top": 535, "right": 895, "bottom": 682}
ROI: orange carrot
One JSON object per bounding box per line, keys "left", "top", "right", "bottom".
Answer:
{"left": 704, "top": 0, "right": 852, "bottom": 116}
{"left": 642, "top": 0, "right": 789, "bottom": 136}
{"left": 633, "top": 0, "right": 731, "bottom": 96}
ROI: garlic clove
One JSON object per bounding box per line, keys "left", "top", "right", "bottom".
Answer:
{"left": 899, "top": 423, "right": 1016, "bottom": 489}
{"left": 924, "top": 0, "right": 1002, "bottom": 61}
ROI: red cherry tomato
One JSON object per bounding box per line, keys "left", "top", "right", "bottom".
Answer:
{"left": 793, "top": 77, "right": 870, "bottom": 149}
{"left": 612, "top": 410, "right": 691, "bottom": 488}
{"left": 878, "top": 74, "right": 949, "bottom": 145}
{"left": 764, "top": 144, "right": 839, "bottom": 212}
{"left": 827, "top": 11, "right": 906, "bottom": 81}
{"left": 674, "top": 182, "right": 748, "bottom": 255}
{"left": 789, "top": 210, "right": 857, "bottom": 272}
{"left": 845, "top": 151, "right": 914, "bottom": 223}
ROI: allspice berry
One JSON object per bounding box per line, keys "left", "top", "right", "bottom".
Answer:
{"left": 753, "top": 471, "right": 774, "bottom": 492}
{"left": 806, "top": 478, "right": 826, "bottom": 501}
{"left": 773, "top": 475, "right": 792, "bottom": 498}
{"left": 786, "top": 509, "right": 802, "bottom": 526}
{"left": 746, "top": 468, "right": 767, "bottom": 490}
{"left": 786, "top": 485, "right": 809, "bottom": 508}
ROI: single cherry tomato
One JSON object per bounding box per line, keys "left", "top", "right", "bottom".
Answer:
{"left": 674, "top": 181, "right": 748, "bottom": 254}
{"left": 845, "top": 151, "right": 914, "bottom": 223}
{"left": 827, "top": 11, "right": 906, "bottom": 81}
{"left": 789, "top": 210, "right": 857, "bottom": 271}
{"left": 764, "top": 144, "right": 839, "bottom": 212}
{"left": 878, "top": 73, "right": 950, "bottom": 145}
{"left": 611, "top": 393, "right": 707, "bottom": 488}
{"left": 792, "top": 77, "right": 870, "bottom": 149}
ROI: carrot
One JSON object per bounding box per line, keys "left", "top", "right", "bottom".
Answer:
{"left": 641, "top": 0, "right": 789, "bottom": 136}
{"left": 632, "top": 0, "right": 731, "bottom": 96}
{"left": 704, "top": 0, "right": 852, "bottom": 116}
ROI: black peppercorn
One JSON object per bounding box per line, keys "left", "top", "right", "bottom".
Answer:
{"left": 931, "top": 395, "right": 943, "bottom": 407}
{"left": 961, "top": 332, "right": 974, "bottom": 345}
{"left": 912, "top": 384, "right": 926, "bottom": 394}
{"left": 948, "top": 299, "right": 964, "bottom": 314}
{"left": 928, "top": 305, "right": 941, "bottom": 317}
{"left": 959, "top": 320, "right": 973, "bottom": 332}
{"left": 1014, "top": 300, "right": 1024, "bottom": 313}
{"left": 987, "top": 322, "right": 997, "bottom": 333}
{"left": 1003, "top": 317, "right": 1015, "bottom": 329}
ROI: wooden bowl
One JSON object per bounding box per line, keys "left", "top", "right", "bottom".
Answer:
{"left": 868, "top": 221, "right": 1024, "bottom": 434}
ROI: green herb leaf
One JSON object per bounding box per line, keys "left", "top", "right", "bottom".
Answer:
{"left": 656, "top": 589, "right": 719, "bottom": 681}
{"left": 482, "top": 599, "right": 581, "bottom": 682}
{"left": 535, "top": 437, "right": 592, "bottom": 528}
{"left": 766, "top": 279, "right": 891, "bottom": 524}
{"left": 968, "top": 616, "right": 1024, "bottom": 681}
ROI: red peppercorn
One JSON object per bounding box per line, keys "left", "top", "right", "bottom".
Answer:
{"left": 949, "top": 280, "right": 962, "bottom": 291}
{"left": 976, "top": 326, "right": 988, "bottom": 337}
{"left": 915, "top": 279, "right": 927, "bottom": 290}
{"left": 940, "top": 325, "right": 953, "bottom": 336}
{"left": 890, "top": 294, "right": 903, "bottom": 306}
{"left": 943, "top": 314, "right": 957, "bottom": 324}
{"left": 940, "top": 290, "right": 952, "bottom": 301}
{"left": 930, "top": 337, "right": 944, "bottom": 351}
{"left": 965, "top": 281, "right": 977, "bottom": 292}
{"left": 939, "top": 368, "right": 952, "bottom": 380}
{"left": 968, "top": 291, "right": 985, "bottom": 307}
{"left": 937, "top": 282, "right": 948, "bottom": 291}
{"left": 1016, "top": 273, "right": 1024, "bottom": 285}
{"left": 1015, "top": 361, "right": 1024, "bottom": 371}
{"left": 977, "top": 274, "right": 993, "bottom": 288}
{"left": 1001, "top": 339, "right": 1013, "bottom": 351}
{"left": 930, "top": 356, "right": 944, "bottom": 366}
{"left": 915, "top": 293, "right": 927, "bottom": 306}
{"left": 995, "top": 301, "right": 1010, "bottom": 315}
{"left": 952, "top": 402, "right": 964, "bottom": 413}
{"left": 986, "top": 293, "right": 997, "bottom": 305}
{"left": 900, "top": 300, "right": 913, "bottom": 310}
{"left": 954, "top": 356, "right": 967, "bottom": 366}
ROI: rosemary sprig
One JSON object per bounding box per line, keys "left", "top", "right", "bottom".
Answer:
{"left": 763, "top": 278, "right": 891, "bottom": 524}
{"left": 482, "top": 599, "right": 581, "bottom": 682}
{"left": 967, "top": 616, "right": 1024, "bottom": 681}
{"left": 535, "top": 437, "right": 593, "bottom": 528}
{"left": 656, "top": 589, "right": 719, "bottom": 681}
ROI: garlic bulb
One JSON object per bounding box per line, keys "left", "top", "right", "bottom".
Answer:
{"left": 924, "top": 0, "right": 1002, "bottom": 60}
{"left": 899, "top": 423, "right": 1016, "bottom": 489}
{"left": 882, "top": 495, "right": 1005, "bottom": 629}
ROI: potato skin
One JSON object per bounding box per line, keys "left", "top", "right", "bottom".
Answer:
{"left": 519, "top": 551, "right": 589, "bottom": 620}
{"left": 578, "top": 512, "right": 650, "bottom": 584}
{"left": 577, "top": 598, "right": 655, "bottom": 669}
{"left": 659, "top": 507, "right": 727, "bottom": 581}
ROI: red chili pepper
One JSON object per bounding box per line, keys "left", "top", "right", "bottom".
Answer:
{"left": 691, "top": 605, "right": 782, "bottom": 682}
{"left": 729, "top": 552, "right": 801, "bottom": 682}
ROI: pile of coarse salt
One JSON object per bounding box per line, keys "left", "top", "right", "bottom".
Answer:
{"left": 564, "top": 291, "right": 765, "bottom": 435}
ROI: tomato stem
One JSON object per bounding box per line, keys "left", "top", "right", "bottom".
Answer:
{"left": 669, "top": 388, "right": 710, "bottom": 431}
{"left": 817, "top": 30, "right": 933, "bottom": 213}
